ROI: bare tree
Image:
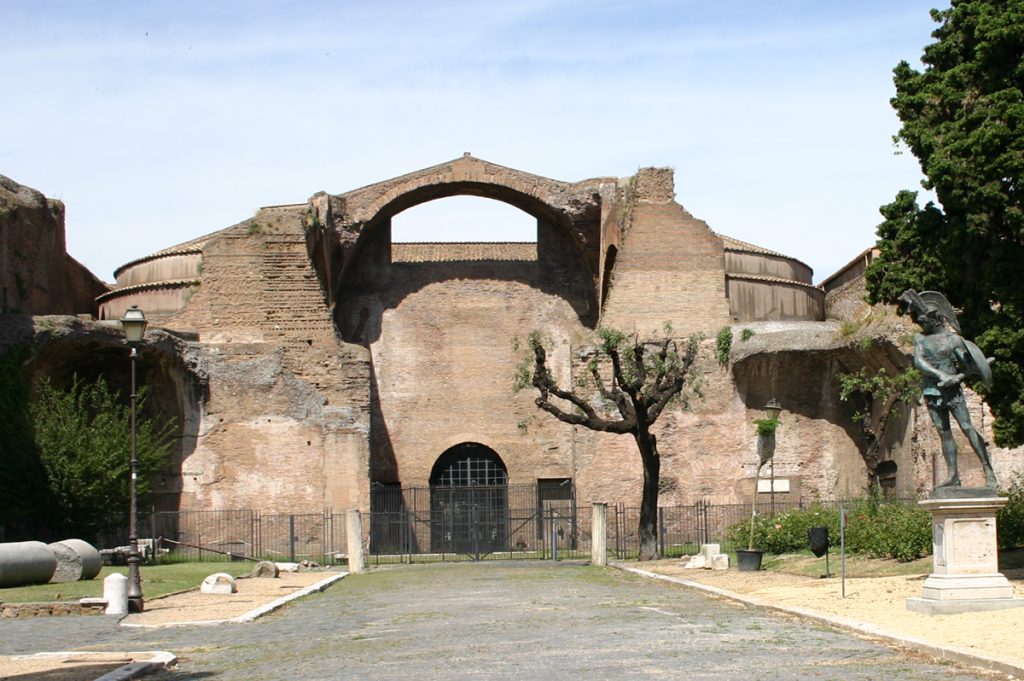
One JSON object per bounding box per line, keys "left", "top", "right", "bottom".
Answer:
{"left": 523, "top": 328, "right": 699, "bottom": 560}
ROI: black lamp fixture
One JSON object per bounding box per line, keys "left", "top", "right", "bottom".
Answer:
{"left": 118, "top": 304, "right": 147, "bottom": 613}
{"left": 120, "top": 305, "right": 148, "bottom": 343}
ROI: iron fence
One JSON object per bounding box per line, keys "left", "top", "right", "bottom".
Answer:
{"left": 146, "top": 509, "right": 347, "bottom": 564}
{"left": 367, "top": 483, "right": 593, "bottom": 564}
{"left": 127, "top": 495, "right": 917, "bottom": 564}
{"left": 610, "top": 499, "right": 809, "bottom": 558}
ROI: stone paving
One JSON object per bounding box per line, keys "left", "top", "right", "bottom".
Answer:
{"left": 0, "top": 561, "right": 1003, "bottom": 680}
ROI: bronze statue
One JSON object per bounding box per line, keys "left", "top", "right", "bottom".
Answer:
{"left": 900, "top": 290, "right": 997, "bottom": 491}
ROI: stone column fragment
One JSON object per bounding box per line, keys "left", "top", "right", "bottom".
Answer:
{"left": 592, "top": 502, "right": 608, "bottom": 567}
{"left": 346, "top": 509, "right": 366, "bottom": 573}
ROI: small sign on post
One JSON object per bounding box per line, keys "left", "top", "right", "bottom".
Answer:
{"left": 840, "top": 505, "right": 848, "bottom": 598}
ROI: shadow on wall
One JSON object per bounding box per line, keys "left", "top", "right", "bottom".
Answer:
{"left": 731, "top": 340, "right": 913, "bottom": 492}
{"left": 333, "top": 222, "right": 598, "bottom": 346}
{"left": 25, "top": 332, "right": 207, "bottom": 517}
{"left": 369, "top": 364, "right": 398, "bottom": 485}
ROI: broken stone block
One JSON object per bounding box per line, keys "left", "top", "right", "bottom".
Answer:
{"left": 711, "top": 553, "right": 730, "bottom": 570}
{"left": 683, "top": 554, "right": 707, "bottom": 569}
{"left": 58, "top": 539, "right": 102, "bottom": 580}
{"left": 200, "top": 572, "right": 237, "bottom": 594}
{"left": 699, "top": 544, "right": 721, "bottom": 562}
{"left": 47, "top": 541, "right": 84, "bottom": 583}
{"left": 248, "top": 560, "right": 279, "bottom": 578}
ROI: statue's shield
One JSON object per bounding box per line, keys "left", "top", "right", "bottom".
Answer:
{"left": 960, "top": 339, "right": 993, "bottom": 389}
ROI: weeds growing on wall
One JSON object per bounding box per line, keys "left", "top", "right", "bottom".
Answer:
{"left": 715, "top": 326, "right": 732, "bottom": 366}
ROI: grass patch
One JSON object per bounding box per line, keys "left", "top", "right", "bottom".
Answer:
{"left": 0, "top": 560, "right": 253, "bottom": 603}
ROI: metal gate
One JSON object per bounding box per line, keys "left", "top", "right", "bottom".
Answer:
{"left": 368, "top": 482, "right": 581, "bottom": 562}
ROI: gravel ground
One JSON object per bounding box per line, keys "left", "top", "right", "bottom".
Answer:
{"left": 638, "top": 559, "right": 1024, "bottom": 670}
{"left": 122, "top": 571, "right": 333, "bottom": 627}
{"left": 0, "top": 561, "right": 1011, "bottom": 680}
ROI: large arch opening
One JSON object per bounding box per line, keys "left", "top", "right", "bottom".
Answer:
{"left": 325, "top": 161, "right": 603, "bottom": 554}
{"left": 429, "top": 443, "right": 509, "bottom": 556}
{"left": 338, "top": 190, "right": 599, "bottom": 506}
{"left": 391, "top": 195, "right": 537, "bottom": 244}
{"left": 430, "top": 442, "right": 509, "bottom": 486}
{"left": 334, "top": 187, "right": 598, "bottom": 346}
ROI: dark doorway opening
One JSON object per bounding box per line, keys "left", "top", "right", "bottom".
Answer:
{"left": 429, "top": 443, "right": 509, "bottom": 557}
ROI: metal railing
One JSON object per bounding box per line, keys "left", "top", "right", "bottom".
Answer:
{"left": 129, "top": 496, "right": 915, "bottom": 564}
{"left": 146, "top": 509, "right": 347, "bottom": 563}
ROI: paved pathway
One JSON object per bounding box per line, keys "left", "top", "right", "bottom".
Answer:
{"left": 0, "top": 562, "right": 998, "bottom": 680}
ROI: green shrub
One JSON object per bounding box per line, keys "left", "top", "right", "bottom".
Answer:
{"left": 726, "top": 497, "right": 930, "bottom": 562}
{"left": 726, "top": 504, "right": 838, "bottom": 554}
{"left": 998, "top": 474, "right": 1024, "bottom": 549}
{"left": 844, "top": 499, "right": 931, "bottom": 562}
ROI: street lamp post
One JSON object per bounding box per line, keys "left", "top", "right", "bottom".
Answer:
{"left": 119, "top": 305, "right": 148, "bottom": 613}
{"left": 764, "top": 398, "right": 782, "bottom": 517}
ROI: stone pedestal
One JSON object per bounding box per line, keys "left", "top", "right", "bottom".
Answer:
{"left": 907, "top": 496, "right": 1024, "bottom": 615}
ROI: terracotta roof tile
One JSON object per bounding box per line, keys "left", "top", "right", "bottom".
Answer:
{"left": 391, "top": 242, "right": 538, "bottom": 263}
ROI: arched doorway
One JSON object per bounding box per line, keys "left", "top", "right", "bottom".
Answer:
{"left": 429, "top": 443, "right": 509, "bottom": 557}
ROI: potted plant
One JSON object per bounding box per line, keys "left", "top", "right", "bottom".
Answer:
{"left": 737, "top": 399, "right": 781, "bottom": 571}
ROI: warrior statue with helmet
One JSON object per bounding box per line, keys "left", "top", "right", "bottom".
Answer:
{"left": 899, "top": 289, "right": 998, "bottom": 493}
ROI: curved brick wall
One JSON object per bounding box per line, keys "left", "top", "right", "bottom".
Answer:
{"left": 720, "top": 236, "right": 823, "bottom": 321}
{"left": 97, "top": 240, "right": 205, "bottom": 320}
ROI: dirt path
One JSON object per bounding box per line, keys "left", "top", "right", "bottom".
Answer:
{"left": 0, "top": 570, "right": 338, "bottom": 679}
{"left": 121, "top": 570, "right": 333, "bottom": 627}
{"left": 636, "top": 560, "right": 1024, "bottom": 672}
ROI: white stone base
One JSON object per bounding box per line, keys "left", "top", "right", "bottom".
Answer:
{"left": 906, "top": 596, "right": 1024, "bottom": 615}
{"left": 907, "top": 495, "right": 1020, "bottom": 616}
{"left": 919, "top": 573, "right": 1015, "bottom": 601}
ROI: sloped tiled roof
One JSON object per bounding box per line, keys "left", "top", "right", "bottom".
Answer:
{"left": 95, "top": 278, "right": 200, "bottom": 303}
{"left": 113, "top": 230, "right": 220, "bottom": 278}
{"left": 391, "top": 242, "right": 538, "bottom": 263}
{"left": 717, "top": 234, "right": 788, "bottom": 258}
{"left": 726, "top": 272, "right": 822, "bottom": 291}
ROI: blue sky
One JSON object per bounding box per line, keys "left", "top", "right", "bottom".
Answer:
{"left": 2, "top": 1, "right": 944, "bottom": 283}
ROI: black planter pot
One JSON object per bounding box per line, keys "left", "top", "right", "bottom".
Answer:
{"left": 736, "top": 549, "right": 763, "bottom": 572}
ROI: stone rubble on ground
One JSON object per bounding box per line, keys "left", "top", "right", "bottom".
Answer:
{"left": 680, "top": 543, "right": 729, "bottom": 570}
{"left": 200, "top": 572, "right": 237, "bottom": 595}
{"left": 247, "top": 560, "right": 279, "bottom": 578}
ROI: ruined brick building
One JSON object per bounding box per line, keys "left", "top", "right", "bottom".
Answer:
{"left": 3, "top": 156, "right": 1022, "bottom": 552}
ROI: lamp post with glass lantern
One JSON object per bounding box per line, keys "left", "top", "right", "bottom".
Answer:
{"left": 119, "top": 305, "right": 147, "bottom": 613}
{"left": 763, "top": 398, "right": 782, "bottom": 516}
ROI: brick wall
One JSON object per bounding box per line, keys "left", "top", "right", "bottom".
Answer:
{"left": 601, "top": 170, "right": 730, "bottom": 336}
{"left": 168, "top": 208, "right": 372, "bottom": 513}
{"left": 0, "top": 174, "right": 108, "bottom": 315}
